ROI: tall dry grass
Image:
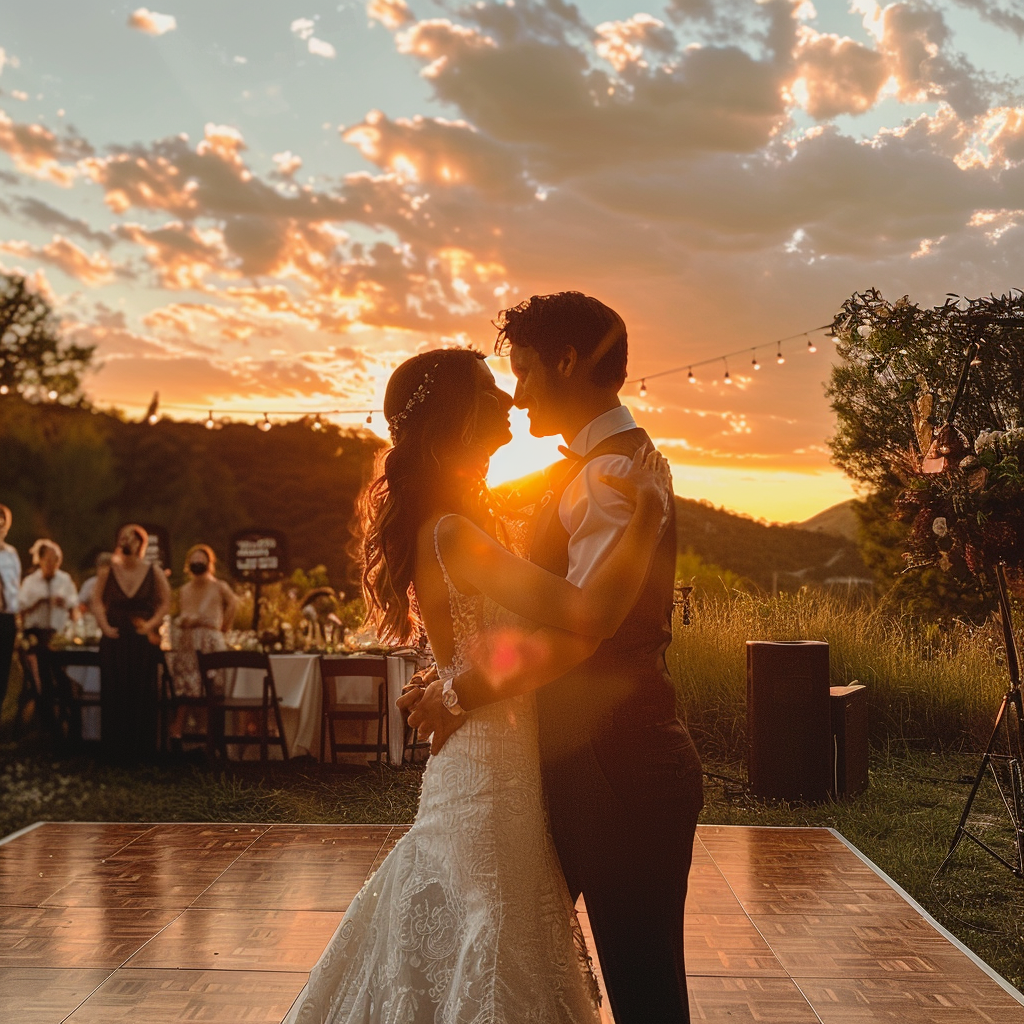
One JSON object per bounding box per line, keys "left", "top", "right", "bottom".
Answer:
{"left": 668, "top": 589, "right": 1014, "bottom": 759}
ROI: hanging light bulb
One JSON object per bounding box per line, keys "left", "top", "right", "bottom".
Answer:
{"left": 312, "top": 414, "right": 324, "bottom": 432}
{"left": 639, "top": 379, "right": 647, "bottom": 398}
{"left": 144, "top": 391, "right": 159, "bottom": 425}
{"left": 723, "top": 359, "right": 732, "bottom": 385}
{"left": 365, "top": 413, "right": 373, "bottom": 425}
{"left": 259, "top": 413, "right": 272, "bottom": 432}
{"left": 687, "top": 367, "right": 696, "bottom": 384}
{"left": 204, "top": 410, "right": 215, "bottom": 430}
{"left": 751, "top": 350, "right": 761, "bottom": 370}
{"left": 806, "top": 335, "right": 817, "bottom": 354}
{"left": 776, "top": 343, "right": 785, "bottom": 365}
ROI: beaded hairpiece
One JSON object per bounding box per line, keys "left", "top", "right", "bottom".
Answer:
{"left": 387, "top": 371, "right": 433, "bottom": 439}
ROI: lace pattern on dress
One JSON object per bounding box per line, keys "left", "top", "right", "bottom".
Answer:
{"left": 284, "top": 512, "right": 600, "bottom": 1024}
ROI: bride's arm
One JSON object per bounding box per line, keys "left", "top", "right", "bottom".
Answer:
{"left": 441, "top": 447, "right": 670, "bottom": 640}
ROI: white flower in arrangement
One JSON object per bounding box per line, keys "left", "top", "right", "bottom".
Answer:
{"left": 932, "top": 517, "right": 948, "bottom": 538}
{"left": 857, "top": 324, "right": 873, "bottom": 338}
{"left": 975, "top": 429, "right": 1003, "bottom": 453}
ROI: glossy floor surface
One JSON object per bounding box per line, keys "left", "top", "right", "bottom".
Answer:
{"left": 2, "top": 822, "right": 1022, "bottom": 1023}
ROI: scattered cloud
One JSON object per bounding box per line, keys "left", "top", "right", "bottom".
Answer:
{"left": 127, "top": 8, "right": 178, "bottom": 37}
{"left": 0, "top": 235, "right": 119, "bottom": 285}
{"left": 290, "top": 16, "right": 336, "bottom": 58}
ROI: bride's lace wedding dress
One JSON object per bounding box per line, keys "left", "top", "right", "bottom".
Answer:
{"left": 284, "top": 518, "right": 601, "bottom": 1024}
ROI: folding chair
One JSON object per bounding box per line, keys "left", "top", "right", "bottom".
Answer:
{"left": 318, "top": 656, "right": 389, "bottom": 765}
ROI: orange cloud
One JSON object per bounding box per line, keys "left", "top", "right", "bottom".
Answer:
{"left": 0, "top": 111, "right": 78, "bottom": 185}
{"left": 0, "top": 235, "right": 117, "bottom": 285}
{"left": 127, "top": 8, "right": 177, "bottom": 36}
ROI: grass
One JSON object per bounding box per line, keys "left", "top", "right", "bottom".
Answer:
{"left": 670, "top": 589, "right": 1012, "bottom": 758}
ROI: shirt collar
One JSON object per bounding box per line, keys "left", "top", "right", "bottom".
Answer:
{"left": 568, "top": 405, "right": 636, "bottom": 457}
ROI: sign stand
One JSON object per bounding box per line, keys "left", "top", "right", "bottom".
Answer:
{"left": 229, "top": 529, "right": 289, "bottom": 637}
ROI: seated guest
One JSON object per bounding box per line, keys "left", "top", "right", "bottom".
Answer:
{"left": 168, "top": 544, "right": 238, "bottom": 745}
{"left": 92, "top": 524, "right": 171, "bottom": 761}
{"left": 0, "top": 504, "right": 21, "bottom": 714}
{"left": 19, "top": 540, "right": 78, "bottom": 723}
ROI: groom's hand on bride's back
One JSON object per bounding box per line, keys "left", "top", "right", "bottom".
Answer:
{"left": 406, "top": 678, "right": 466, "bottom": 755}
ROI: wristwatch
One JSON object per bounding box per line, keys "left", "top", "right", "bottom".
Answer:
{"left": 441, "top": 681, "right": 465, "bottom": 716}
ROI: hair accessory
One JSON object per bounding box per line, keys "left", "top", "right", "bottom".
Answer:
{"left": 388, "top": 371, "right": 433, "bottom": 439}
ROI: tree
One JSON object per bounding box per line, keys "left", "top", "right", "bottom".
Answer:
{"left": 0, "top": 272, "right": 94, "bottom": 401}
{"left": 826, "top": 288, "right": 1024, "bottom": 619}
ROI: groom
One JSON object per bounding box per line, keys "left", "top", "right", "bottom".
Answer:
{"left": 405, "top": 291, "right": 704, "bottom": 1023}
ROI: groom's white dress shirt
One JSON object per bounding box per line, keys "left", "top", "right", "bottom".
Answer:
{"left": 560, "top": 405, "right": 639, "bottom": 587}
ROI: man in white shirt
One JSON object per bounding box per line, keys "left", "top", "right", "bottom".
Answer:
{"left": 0, "top": 504, "right": 22, "bottom": 714}
{"left": 20, "top": 540, "right": 78, "bottom": 634}
{"left": 407, "top": 292, "right": 704, "bottom": 1024}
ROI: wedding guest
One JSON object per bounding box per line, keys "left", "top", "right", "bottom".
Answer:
{"left": 92, "top": 524, "right": 171, "bottom": 761}
{"left": 167, "top": 544, "right": 238, "bottom": 746}
{"left": 0, "top": 504, "right": 21, "bottom": 714}
{"left": 77, "top": 552, "right": 112, "bottom": 618}
{"left": 19, "top": 540, "right": 78, "bottom": 724}
{"left": 20, "top": 540, "right": 78, "bottom": 637}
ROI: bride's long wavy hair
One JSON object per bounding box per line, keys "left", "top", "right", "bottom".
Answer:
{"left": 358, "top": 348, "right": 500, "bottom": 643}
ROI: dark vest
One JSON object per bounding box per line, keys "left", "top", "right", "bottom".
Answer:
{"left": 528, "top": 427, "right": 684, "bottom": 789}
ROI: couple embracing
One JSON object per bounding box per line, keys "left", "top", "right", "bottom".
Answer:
{"left": 287, "top": 292, "right": 704, "bottom": 1024}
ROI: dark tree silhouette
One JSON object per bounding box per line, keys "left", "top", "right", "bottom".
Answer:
{"left": 0, "top": 272, "right": 95, "bottom": 401}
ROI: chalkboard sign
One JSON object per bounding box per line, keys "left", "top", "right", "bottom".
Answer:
{"left": 231, "top": 529, "right": 288, "bottom": 584}
{"left": 134, "top": 523, "right": 171, "bottom": 574}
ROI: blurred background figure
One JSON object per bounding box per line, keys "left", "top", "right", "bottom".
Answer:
{"left": 92, "top": 524, "right": 171, "bottom": 761}
{"left": 0, "top": 504, "right": 21, "bottom": 716}
{"left": 77, "top": 552, "right": 112, "bottom": 623}
{"left": 19, "top": 540, "right": 78, "bottom": 725}
{"left": 167, "top": 544, "right": 238, "bottom": 747}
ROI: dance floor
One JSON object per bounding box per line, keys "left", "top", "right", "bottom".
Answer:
{"left": 2, "top": 822, "right": 1022, "bottom": 1023}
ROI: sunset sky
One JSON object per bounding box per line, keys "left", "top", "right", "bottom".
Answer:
{"left": 2, "top": 1, "right": 1022, "bottom": 522}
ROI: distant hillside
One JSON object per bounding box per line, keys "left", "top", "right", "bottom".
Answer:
{"left": 674, "top": 497, "right": 870, "bottom": 594}
{"left": 796, "top": 500, "right": 860, "bottom": 542}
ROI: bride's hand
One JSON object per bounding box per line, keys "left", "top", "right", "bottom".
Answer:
{"left": 599, "top": 444, "right": 672, "bottom": 514}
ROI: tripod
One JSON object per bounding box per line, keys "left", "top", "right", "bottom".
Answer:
{"left": 938, "top": 563, "right": 1024, "bottom": 877}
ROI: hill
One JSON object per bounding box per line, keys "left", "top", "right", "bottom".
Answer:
{"left": 0, "top": 397, "right": 383, "bottom": 588}
{"left": 796, "top": 499, "right": 861, "bottom": 542}
{"left": 674, "top": 497, "right": 870, "bottom": 594}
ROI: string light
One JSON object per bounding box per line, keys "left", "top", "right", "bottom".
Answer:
{"left": 365, "top": 413, "right": 373, "bottom": 424}
{"left": 311, "top": 414, "right": 324, "bottom": 432}
{"left": 204, "top": 411, "right": 215, "bottom": 430}
{"left": 0, "top": 385, "right": 9, "bottom": 395}
{"left": 47, "top": 389, "right": 58, "bottom": 400}
{"left": 627, "top": 322, "right": 831, "bottom": 392}
{"left": 806, "top": 334, "right": 817, "bottom": 354}
{"left": 259, "top": 413, "right": 272, "bottom": 432}
{"left": 722, "top": 358, "right": 732, "bottom": 385}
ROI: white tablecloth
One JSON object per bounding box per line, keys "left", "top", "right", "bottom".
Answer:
{"left": 66, "top": 664, "right": 101, "bottom": 741}
{"left": 229, "top": 653, "right": 417, "bottom": 764}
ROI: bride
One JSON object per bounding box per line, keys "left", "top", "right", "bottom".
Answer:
{"left": 286, "top": 347, "right": 670, "bottom": 1024}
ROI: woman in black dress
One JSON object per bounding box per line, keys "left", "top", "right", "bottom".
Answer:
{"left": 91, "top": 524, "right": 171, "bottom": 761}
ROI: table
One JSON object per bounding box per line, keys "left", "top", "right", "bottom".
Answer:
{"left": 229, "top": 653, "right": 418, "bottom": 764}
{"left": 64, "top": 660, "right": 101, "bottom": 741}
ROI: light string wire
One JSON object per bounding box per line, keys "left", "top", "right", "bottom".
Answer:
{"left": 3, "top": 321, "right": 836, "bottom": 425}
{"left": 627, "top": 322, "right": 835, "bottom": 392}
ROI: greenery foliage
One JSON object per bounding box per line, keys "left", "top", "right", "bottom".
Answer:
{"left": 826, "top": 287, "right": 1024, "bottom": 616}
{"left": 0, "top": 273, "right": 95, "bottom": 401}
{"left": 0, "top": 396, "right": 383, "bottom": 587}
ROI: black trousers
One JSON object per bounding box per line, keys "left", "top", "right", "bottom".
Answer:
{"left": 0, "top": 612, "right": 15, "bottom": 711}
{"left": 545, "top": 723, "right": 704, "bottom": 1024}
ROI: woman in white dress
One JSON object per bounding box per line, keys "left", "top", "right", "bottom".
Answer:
{"left": 286, "top": 348, "right": 670, "bottom": 1024}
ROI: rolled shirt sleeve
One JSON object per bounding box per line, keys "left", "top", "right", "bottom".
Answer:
{"left": 560, "top": 454, "right": 635, "bottom": 587}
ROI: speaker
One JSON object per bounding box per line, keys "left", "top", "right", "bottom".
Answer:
{"left": 747, "top": 641, "right": 831, "bottom": 802}
{"left": 830, "top": 684, "right": 869, "bottom": 798}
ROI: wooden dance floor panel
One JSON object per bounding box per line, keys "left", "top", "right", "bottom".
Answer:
{"left": 2, "top": 822, "right": 1023, "bottom": 1023}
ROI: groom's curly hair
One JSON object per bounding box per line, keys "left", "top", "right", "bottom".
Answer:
{"left": 357, "top": 347, "right": 500, "bottom": 644}
{"left": 493, "top": 291, "right": 628, "bottom": 388}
